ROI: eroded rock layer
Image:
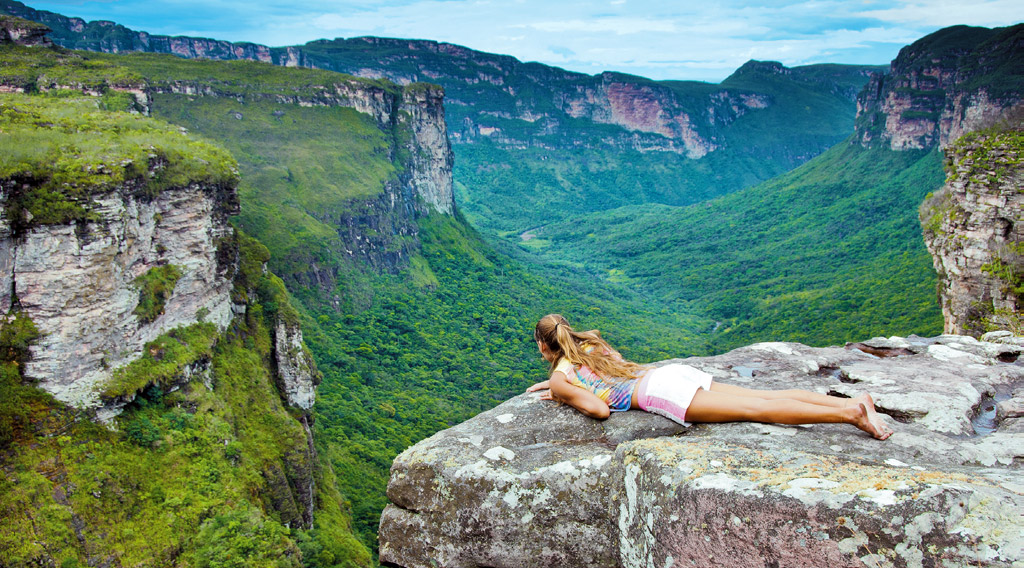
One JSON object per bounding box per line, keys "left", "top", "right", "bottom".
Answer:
{"left": 0, "top": 182, "right": 237, "bottom": 410}
{"left": 380, "top": 336, "right": 1024, "bottom": 568}
{"left": 921, "top": 129, "right": 1023, "bottom": 335}
{"left": 855, "top": 24, "right": 1023, "bottom": 151}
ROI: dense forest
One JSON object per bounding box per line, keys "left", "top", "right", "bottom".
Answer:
{"left": 531, "top": 140, "right": 947, "bottom": 351}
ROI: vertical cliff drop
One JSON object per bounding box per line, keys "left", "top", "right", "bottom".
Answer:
{"left": 921, "top": 122, "right": 1023, "bottom": 335}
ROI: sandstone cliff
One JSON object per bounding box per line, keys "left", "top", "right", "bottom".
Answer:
{"left": 1, "top": 180, "right": 238, "bottom": 412}
{"left": 856, "top": 24, "right": 1023, "bottom": 150}
{"left": 0, "top": 92, "right": 320, "bottom": 417}
{"left": 379, "top": 336, "right": 1024, "bottom": 567}
{"left": 921, "top": 125, "right": 1023, "bottom": 336}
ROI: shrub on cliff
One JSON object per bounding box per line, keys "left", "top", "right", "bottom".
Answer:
{"left": 0, "top": 309, "right": 40, "bottom": 449}
{"left": 133, "top": 264, "right": 183, "bottom": 324}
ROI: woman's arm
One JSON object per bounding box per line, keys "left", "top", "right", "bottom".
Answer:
{"left": 548, "top": 371, "right": 611, "bottom": 420}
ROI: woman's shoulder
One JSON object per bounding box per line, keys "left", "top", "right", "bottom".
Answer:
{"left": 553, "top": 357, "right": 575, "bottom": 375}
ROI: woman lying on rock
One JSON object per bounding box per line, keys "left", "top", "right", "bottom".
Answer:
{"left": 527, "top": 314, "right": 893, "bottom": 440}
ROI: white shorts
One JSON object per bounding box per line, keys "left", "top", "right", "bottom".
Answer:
{"left": 636, "top": 364, "right": 714, "bottom": 426}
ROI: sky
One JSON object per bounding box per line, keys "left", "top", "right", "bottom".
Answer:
{"left": 18, "top": 0, "right": 1024, "bottom": 82}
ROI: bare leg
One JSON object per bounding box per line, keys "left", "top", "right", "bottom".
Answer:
{"left": 686, "top": 388, "right": 891, "bottom": 440}
{"left": 711, "top": 381, "right": 848, "bottom": 408}
{"left": 711, "top": 381, "right": 893, "bottom": 438}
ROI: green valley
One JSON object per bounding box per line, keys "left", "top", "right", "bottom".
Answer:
{"left": 129, "top": 67, "right": 715, "bottom": 545}
{"left": 1, "top": 5, "right": 1021, "bottom": 566}
{"left": 0, "top": 40, "right": 712, "bottom": 554}
{"left": 532, "top": 140, "right": 947, "bottom": 351}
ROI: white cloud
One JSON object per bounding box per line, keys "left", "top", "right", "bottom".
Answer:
{"left": 859, "top": 0, "right": 1024, "bottom": 27}
{"left": 517, "top": 17, "right": 677, "bottom": 34}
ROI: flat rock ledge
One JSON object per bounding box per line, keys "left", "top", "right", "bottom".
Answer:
{"left": 379, "top": 335, "right": 1024, "bottom": 568}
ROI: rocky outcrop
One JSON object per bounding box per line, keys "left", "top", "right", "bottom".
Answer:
{"left": 0, "top": 14, "right": 50, "bottom": 46}
{"left": 273, "top": 319, "right": 320, "bottom": 411}
{"left": 379, "top": 336, "right": 1024, "bottom": 568}
{"left": 921, "top": 127, "right": 1023, "bottom": 335}
{"left": 0, "top": 181, "right": 239, "bottom": 411}
{"left": 855, "top": 24, "right": 1023, "bottom": 150}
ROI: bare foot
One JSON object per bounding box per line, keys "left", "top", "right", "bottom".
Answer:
{"left": 850, "top": 402, "right": 891, "bottom": 440}
{"left": 854, "top": 393, "right": 893, "bottom": 440}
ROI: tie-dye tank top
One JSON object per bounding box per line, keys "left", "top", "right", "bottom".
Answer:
{"left": 553, "top": 345, "right": 645, "bottom": 411}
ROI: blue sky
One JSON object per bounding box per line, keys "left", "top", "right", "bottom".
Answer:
{"left": 20, "top": 0, "right": 1024, "bottom": 82}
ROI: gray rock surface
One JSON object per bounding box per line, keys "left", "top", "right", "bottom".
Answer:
{"left": 0, "top": 182, "right": 238, "bottom": 412}
{"left": 379, "top": 337, "right": 1024, "bottom": 568}
{"left": 273, "top": 318, "right": 320, "bottom": 411}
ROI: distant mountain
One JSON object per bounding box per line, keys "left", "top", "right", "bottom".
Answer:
{"left": 0, "top": 0, "right": 884, "bottom": 235}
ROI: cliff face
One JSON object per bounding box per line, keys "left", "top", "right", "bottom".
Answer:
{"left": 379, "top": 336, "right": 1024, "bottom": 568}
{"left": 401, "top": 84, "right": 455, "bottom": 215}
{"left": 0, "top": 181, "right": 237, "bottom": 411}
{"left": 299, "top": 40, "right": 874, "bottom": 160}
{"left": 0, "top": 92, "right": 321, "bottom": 417}
{"left": 921, "top": 127, "right": 1024, "bottom": 335}
{"left": 0, "top": 13, "right": 49, "bottom": 46}
{"left": 855, "top": 24, "right": 1023, "bottom": 150}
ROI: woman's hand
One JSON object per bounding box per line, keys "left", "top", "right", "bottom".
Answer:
{"left": 526, "top": 380, "right": 550, "bottom": 393}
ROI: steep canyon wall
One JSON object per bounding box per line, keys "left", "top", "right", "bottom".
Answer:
{"left": 856, "top": 24, "right": 1023, "bottom": 151}
{"left": 921, "top": 127, "right": 1023, "bottom": 335}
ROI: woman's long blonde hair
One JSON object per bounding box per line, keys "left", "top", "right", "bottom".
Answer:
{"left": 534, "top": 314, "right": 648, "bottom": 382}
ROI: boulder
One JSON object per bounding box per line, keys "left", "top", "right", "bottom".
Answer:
{"left": 379, "top": 336, "right": 1024, "bottom": 568}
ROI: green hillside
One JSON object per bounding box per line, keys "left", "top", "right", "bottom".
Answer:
{"left": 534, "top": 140, "right": 946, "bottom": 350}
{"left": 0, "top": 89, "right": 369, "bottom": 568}
{"left": 149, "top": 92, "right": 399, "bottom": 290}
